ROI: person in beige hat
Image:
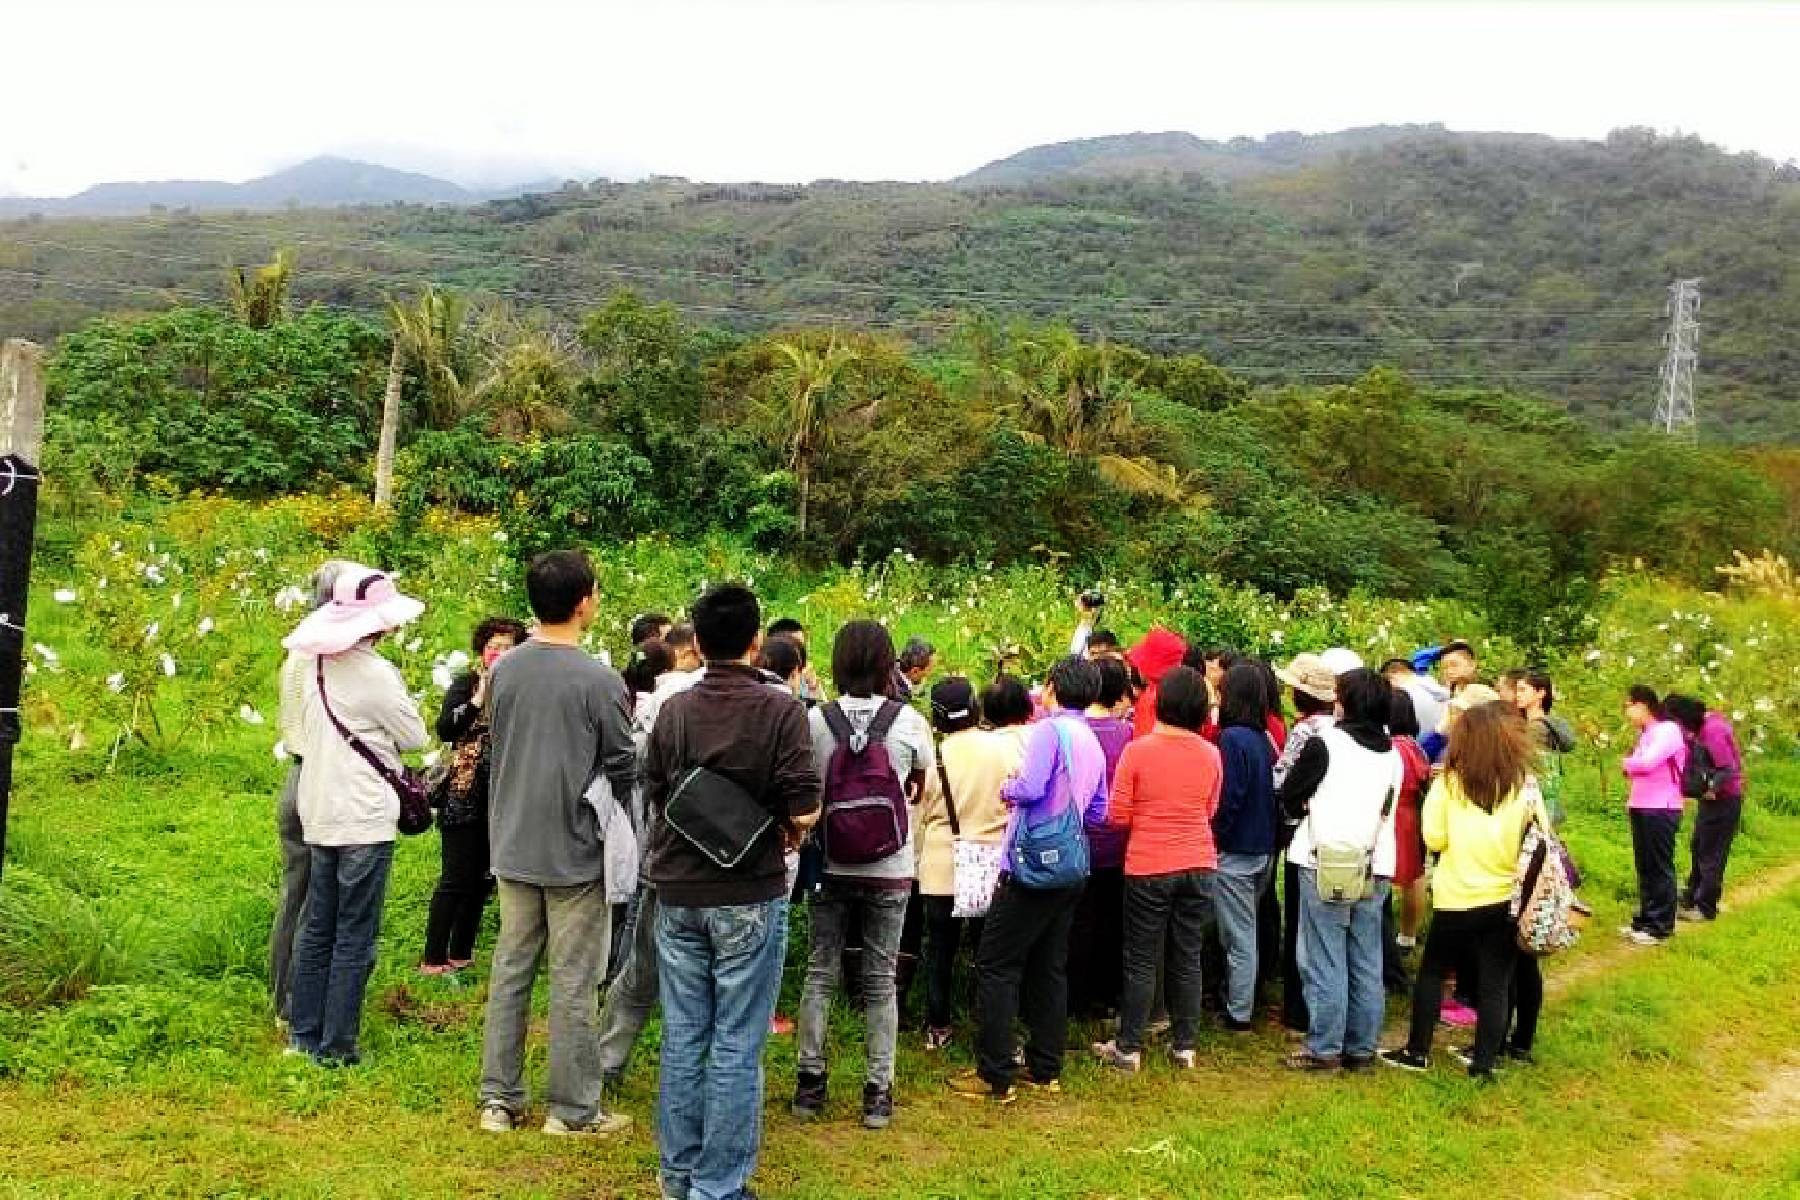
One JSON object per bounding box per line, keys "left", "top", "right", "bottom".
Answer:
{"left": 282, "top": 565, "right": 428, "bottom": 1066}
{"left": 1269, "top": 653, "right": 1340, "bottom": 1032}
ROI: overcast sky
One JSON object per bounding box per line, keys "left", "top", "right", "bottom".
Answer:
{"left": 4, "top": 0, "right": 1797, "bottom": 196}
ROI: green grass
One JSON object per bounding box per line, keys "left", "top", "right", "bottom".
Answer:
{"left": 4, "top": 748, "right": 1800, "bottom": 1197}
{"left": 6, "top": 499, "right": 1800, "bottom": 1196}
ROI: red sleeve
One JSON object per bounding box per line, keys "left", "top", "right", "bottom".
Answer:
{"left": 1266, "top": 713, "right": 1288, "bottom": 754}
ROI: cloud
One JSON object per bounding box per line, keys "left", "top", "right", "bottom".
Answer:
{"left": 4, "top": 0, "right": 1796, "bottom": 197}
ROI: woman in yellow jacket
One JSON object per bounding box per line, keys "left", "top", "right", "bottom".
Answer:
{"left": 1382, "top": 701, "right": 1545, "bottom": 1079}
{"left": 915, "top": 676, "right": 1033, "bottom": 1050}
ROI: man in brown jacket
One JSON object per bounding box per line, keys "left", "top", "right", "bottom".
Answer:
{"left": 644, "top": 584, "right": 820, "bottom": 1200}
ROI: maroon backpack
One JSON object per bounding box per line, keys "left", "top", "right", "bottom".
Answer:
{"left": 820, "top": 700, "right": 909, "bottom": 866}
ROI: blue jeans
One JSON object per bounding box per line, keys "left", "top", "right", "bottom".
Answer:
{"left": 656, "top": 898, "right": 789, "bottom": 1200}
{"left": 1295, "top": 868, "right": 1388, "bottom": 1060}
{"left": 288, "top": 841, "right": 394, "bottom": 1064}
{"left": 1213, "top": 852, "right": 1272, "bottom": 1023}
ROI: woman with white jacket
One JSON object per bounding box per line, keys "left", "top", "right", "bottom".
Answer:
{"left": 282, "top": 565, "right": 426, "bottom": 1066}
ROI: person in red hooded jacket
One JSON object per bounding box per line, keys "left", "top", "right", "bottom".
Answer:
{"left": 1125, "top": 628, "right": 1190, "bottom": 740}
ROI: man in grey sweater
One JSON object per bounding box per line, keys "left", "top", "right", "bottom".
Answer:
{"left": 478, "top": 549, "right": 638, "bottom": 1137}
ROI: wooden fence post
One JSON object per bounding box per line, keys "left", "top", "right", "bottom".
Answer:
{"left": 0, "top": 338, "right": 46, "bottom": 892}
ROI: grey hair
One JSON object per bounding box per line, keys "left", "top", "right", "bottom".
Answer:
{"left": 310, "top": 559, "right": 356, "bottom": 610}
{"left": 899, "top": 636, "right": 936, "bottom": 673}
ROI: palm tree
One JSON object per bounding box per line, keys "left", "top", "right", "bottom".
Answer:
{"left": 770, "top": 333, "right": 858, "bottom": 542}
{"left": 1000, "top": 328, "right": 1185, "bottom": 501}
{"left": 468, "top": 325, "right": 578, "bottom": 439}
{"left": 373, "top": 286, "right": 472, "bottom": 507}
{"left": 223, "top": 250, "right": 293, "bottom": 329}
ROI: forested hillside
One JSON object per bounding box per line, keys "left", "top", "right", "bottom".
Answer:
{"left": 5, "top": 127, "right": 1797, "bottom": 440}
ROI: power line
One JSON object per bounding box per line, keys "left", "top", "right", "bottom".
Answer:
{"left": 4, "top": 240, "right": 1664, "bottom": 359}
{"left": 8, "top": 214, "right": 1668, "bottom": 320}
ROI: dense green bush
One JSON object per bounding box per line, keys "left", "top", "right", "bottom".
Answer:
{"left": 48, "top": 307, "right": 386, "bottom": 494}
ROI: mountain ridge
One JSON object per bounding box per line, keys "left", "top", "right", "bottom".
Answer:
{"left": 0, "top": 156, "right": 556, "bottom": 217}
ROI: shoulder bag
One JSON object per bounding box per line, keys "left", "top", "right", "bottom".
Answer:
{"left": 316, "top": 657, "right": 432, "bottom": 836}
{"left": 1313, "top": 748, "right": 1398, "bottom": 905}
{"left": 661, "top": 698, "right": 774, "bottom": 869}
{"left": 938, "top": 737, "right": 1004, "bottom": 918}
{"left": 1009, "top": 719, "right": 1091, "bottom": 891}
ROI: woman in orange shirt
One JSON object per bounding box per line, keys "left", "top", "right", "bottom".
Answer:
{"left": 1091, "top": 666, "right": 1223, "bottom": 1073}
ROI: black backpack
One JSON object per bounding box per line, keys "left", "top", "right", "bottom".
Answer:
{"left": 1679, "top": 738, "right": 1724, "bottom": 800}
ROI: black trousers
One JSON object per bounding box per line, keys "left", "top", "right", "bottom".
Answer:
{"left": 1404, "top": 902, "right": 1522, "bottom": 1074}
{"left": 1509, "top": 953, "right": 1544, "bottom": 1054}
{"left": 1067, "top": 866, "right": 1125, "bottom": 1017}
{"left": 1381, "top": 891, "right": 1411, "bottom": 995}
{"left": 1631, "top": 808, "right": 1682, "bottom": 938}
{"left": 1255, "top": 864, "right": 1281, "bottom": 994}
{"left": 922, "top": 894, "right": 984, "bottom": 1030}
{"left": 1681, "top": 797, "right": 1743, "bottom": 919}
{"left": 1280, "top": 857, "right": 1309, "bottom": 1031}
{"left": 974, "top": 878, "right": 1082, "bottom": 1088}
{"left": 422, "top": 820, "right": 491, "bottom": 965}
{"left": 1118, "top": 870, "right": 1213, "bottom": 1054}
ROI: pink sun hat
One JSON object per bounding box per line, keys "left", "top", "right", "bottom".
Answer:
{"left": 282, "top": 565, "right": 425, "bottom": 655}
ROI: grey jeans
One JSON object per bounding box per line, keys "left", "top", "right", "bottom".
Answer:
{"left": 480, "top": 878, "right": 613, "bottom": 1125}
{"left": 797, "top": 879, "right": 909, "bottom": 1088}
{"left": 269, "top": 764, "right": 309, "bottom": 1022}
{"left": 1213, "top": 852, "right": 1273, "bottom": 1023}
{"left": 597, "top": 885, "right": 660, "bottom": 1081}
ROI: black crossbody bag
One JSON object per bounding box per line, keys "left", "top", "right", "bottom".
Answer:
{"left": 662, "top": 703, "right": 774, "bottom": 869}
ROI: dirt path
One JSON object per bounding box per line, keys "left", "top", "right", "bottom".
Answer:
{"left": 1547, "top": 856, "right": 1800, "bottom": 1001}
{"left": 1562, "top": 1055, "right": 1800, "bottom": 1199}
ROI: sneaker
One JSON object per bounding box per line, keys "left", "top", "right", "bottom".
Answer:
{"left": 1439, "top": 1000, "right": 1478, "bottom": 1029}
{"left": 1091, "top": 1039, "right": 1142, "bottom": 1074}
{"left": 1146, "top": 1016, "right": 1173, "bottom": 1041}
{"left": 1618, "top": 923, "right": 1641, "bottom": 939}
{"left": 478, "top": 1104, "right": 518, "bottom": 1133}
{"left": 1504, "top": 1046, "right": 1537, "bottom": 1067}
{"left": 1170, "top": 1048, "right": 1197, "bottom": 1071}
{"left": 1283, "top": 1051, "right": 1340, "bottom": 1072}
{"left": 861, "top": 1083, "right": 893, "bottom": 1130}
{"left": 1448, "top": 1045, "right": 1505, "bottom": 1073}
{"left": 946, "top": 1069, "right": 1015, "bottom": 1105}
{"left": 923, "top": 1026, "right": 953, "bottom": 1052}
{"left": 791, "top": 1071, "right": 828, "bottom": 1120}
{"left": 1341, "top": 1054, "right": 1376, "bottom": 1074}
{"left": 1015, "top": 1075, "right": 1061, "bottom": 1096}
{"left": 1219, "top": 1016, "right": 1255, "bottom": 1034}
{"left": 1379, "top": 1048, "right": 1431, "bottom": 1073}
{"left": 1627, "top": 929, "right": 1669, "bottom": 947}
{"left": 1677, "top": 906, "right": 1713, "bottom": 924}
{"left": 543, "top": 1113, "right": 631, "bottom": 1137}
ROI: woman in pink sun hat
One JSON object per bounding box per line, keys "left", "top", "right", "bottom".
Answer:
{"left": 282, "top": 565, "right": 428, "bottom": 1066}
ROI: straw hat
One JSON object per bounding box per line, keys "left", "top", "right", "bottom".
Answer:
{"left": 281, "top": 565, "right": 424, "bottom": 656}
{"left": 1438, "top": 683, "right": 1503, "bottom": 735}
{"left": 1275, "top": 653, "right": 1338, "bottom": 704}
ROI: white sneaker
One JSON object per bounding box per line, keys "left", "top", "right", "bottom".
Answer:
{"left": 543, "top": 1113, "right": 632, "bottom": 1137}
{"left": 1170, "top": 1049, "right": 1197, "bottom": 1070}
{"left": 1626, "top": 929, "right": 1668, "bottom": 947}
{"left": 478, "top": 1105, "right": 517, "bottom": 1133}
{"left": 1091, "top": 1039, "right": 1142, "bottom": 1073}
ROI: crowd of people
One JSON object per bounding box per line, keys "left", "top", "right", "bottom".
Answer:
{"left": 270, "top": 553, "right": 1748, "bottom": 1200}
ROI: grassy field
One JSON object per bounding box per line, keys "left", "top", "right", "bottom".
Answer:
{"left": 4, "top": 736, "right": 1800, "bottom": 1199}
{"left": 4, "top": 498, "right": 1800, "bottom": 1197}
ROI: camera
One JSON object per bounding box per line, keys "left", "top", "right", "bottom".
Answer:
{"left": 1079, "top": 588, "right": 1106, "bottom": 610}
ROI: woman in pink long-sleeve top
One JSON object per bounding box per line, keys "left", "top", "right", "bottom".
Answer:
{"left": 1621, "top": 684, "right": 1688, "bottom": 946}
